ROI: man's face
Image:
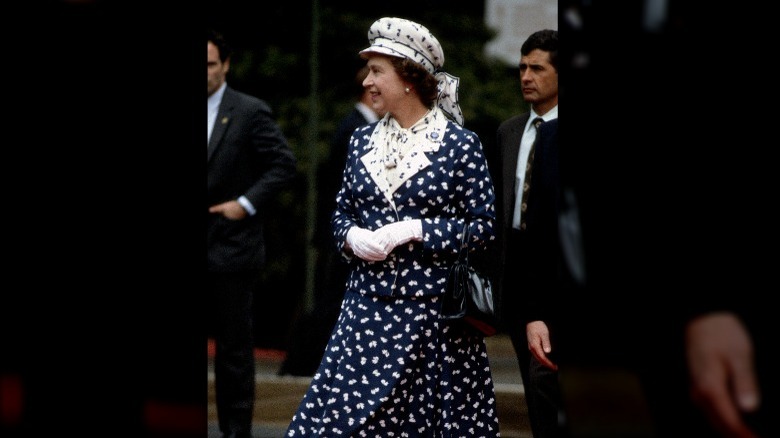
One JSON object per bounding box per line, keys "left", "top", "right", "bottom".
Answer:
{"left": 519, "top": 49, "right": 558, "bottom": 111}
{"left": 208, "top": 41, "right": 229, "bottom": 97}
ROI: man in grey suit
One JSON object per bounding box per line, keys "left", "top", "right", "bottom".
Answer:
{"left": 207, "top": 29, "right": 297, "bottom": 438}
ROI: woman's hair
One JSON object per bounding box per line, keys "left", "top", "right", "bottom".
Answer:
{"left": 389, "top": 57, "right": 438, "bottom": 109}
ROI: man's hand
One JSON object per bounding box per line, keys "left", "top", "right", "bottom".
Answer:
{"left": 686, "top": 312, "right": 759, "bottom": 438}
{"left": 527, "top": 320, "right": 557, "bottom": 371}
{"left": 208, "top": 200, "right": 247, "bottom": 220}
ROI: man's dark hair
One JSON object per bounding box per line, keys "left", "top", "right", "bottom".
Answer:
{"left": 207, "top": 29, "right": 232, "bottom": 63}
{"left": 521, "top": 29, "right": 558, "bottom": 71}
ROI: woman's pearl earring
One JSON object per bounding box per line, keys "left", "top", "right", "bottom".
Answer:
{"left": 405, "top": 87, "right": 410, "bottom": 94}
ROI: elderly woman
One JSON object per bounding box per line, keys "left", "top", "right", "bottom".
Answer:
{"left": 286, "top": 17, "right": 499, "bottom": 437}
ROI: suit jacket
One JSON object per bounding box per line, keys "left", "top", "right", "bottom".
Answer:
{"left": 492, "top": 115, "right": 561, "bottom": 337}
{"left": 207, "top": 86, "right": 297, "bottom": 273}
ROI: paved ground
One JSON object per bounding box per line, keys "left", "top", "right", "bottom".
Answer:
{"left": 207, "top": 334, "right": 532, "bottom": 438}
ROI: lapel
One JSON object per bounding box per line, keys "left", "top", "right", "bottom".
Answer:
{"left": 531, "top": 118, "right": 558, "bottom": 184}
{"left": 502, "top": 113, "right": 531, "bottom": 227}
{"left": 207, "top": 87, "right": 236, "bottom": 163}
{"left": 360, "top": 115, "right": 447, "bottom": 207}
{"left": 359, "top": 142, "right": 393, "bottom": 206}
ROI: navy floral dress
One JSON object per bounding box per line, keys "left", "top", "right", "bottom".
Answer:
{"left": 286, "top": 108, "right": 500, "bottom": 437}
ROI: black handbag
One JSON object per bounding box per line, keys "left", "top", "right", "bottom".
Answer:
{"left": 439, "top": 223, "right": 498, "bottom": 336}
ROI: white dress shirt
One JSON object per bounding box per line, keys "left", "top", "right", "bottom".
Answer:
{"left": 512, "top": 105, "right": 558, "bottom": 230}
{"left": 207, "top": 82, "right": 226, "bottom": 144}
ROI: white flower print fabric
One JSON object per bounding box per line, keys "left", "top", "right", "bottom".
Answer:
{"left": 285, "top": 108, "right": 500, "bottom": 437}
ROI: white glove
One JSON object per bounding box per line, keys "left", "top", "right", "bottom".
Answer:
{"left": 346, "top": 227, "right": 388, "bottom": 261}
{"left": 372, "top": 220, "right": 423, "bottom": 254}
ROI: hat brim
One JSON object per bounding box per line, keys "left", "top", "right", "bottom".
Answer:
{"left": 359, "top": 45, "right": 407, "bottom": 60}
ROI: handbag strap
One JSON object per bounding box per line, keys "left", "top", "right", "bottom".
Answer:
{"left": 458, "top": 222, "right": 470, "bottom": 265}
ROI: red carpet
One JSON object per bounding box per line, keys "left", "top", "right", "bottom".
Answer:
{"left": 207, "top": 338, "right": 286, "bottom": 361}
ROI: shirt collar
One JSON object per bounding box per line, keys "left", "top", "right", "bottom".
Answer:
{"left": 527, "top": 105, "right": 558, "bottom": 132}
{"left": 208, "top": 82, "right": 227, "bottom": 113}
{"left": 355, "top": 102, "right": 379, "bottom": 124}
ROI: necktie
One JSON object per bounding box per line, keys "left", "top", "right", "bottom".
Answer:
{"left": 519, "top": 118, "right": 544, "bottom": 230}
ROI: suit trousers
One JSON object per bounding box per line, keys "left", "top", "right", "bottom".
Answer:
{"left": 505, "top": 229, "right": 565, "bottom": 438}
{"left": 209, "top": 270, "right": 260, "bottom": 437}
{"left": 510, "top": 331, "right": 565, "bottom": 438}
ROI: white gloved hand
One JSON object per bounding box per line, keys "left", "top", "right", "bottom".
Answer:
{"left": 346, "top": 226, "right": 388, "bottom": 261}
{"left": 372, "top": 220, "right": 423, "bottom": 254}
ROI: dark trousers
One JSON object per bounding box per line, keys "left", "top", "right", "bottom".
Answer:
{"left": 509, "top": 331, "right": 566, "bottom": 438}
{"left": 505, "top": 228, "right": 566, "bottom": 438}
{"left": 209, "top": 271, "right": 259, "bottom": 437}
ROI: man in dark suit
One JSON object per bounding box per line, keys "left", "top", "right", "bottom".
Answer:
{"left": 491, "top": 29, "right": 564, "bottom": 438}
{"left": 207, "top": 29, "right": 297, "bottom": 438}
{"left": 280, "top": 65, "right": 383, "bottom": 376}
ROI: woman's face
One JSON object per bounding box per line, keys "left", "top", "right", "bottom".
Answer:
{"left": 363, "top": 55, "right": 407, "bottom": 117}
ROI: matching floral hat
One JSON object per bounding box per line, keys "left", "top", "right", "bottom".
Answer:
{"left": 360, "top": 17, "right": 464, "bottom": 126}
